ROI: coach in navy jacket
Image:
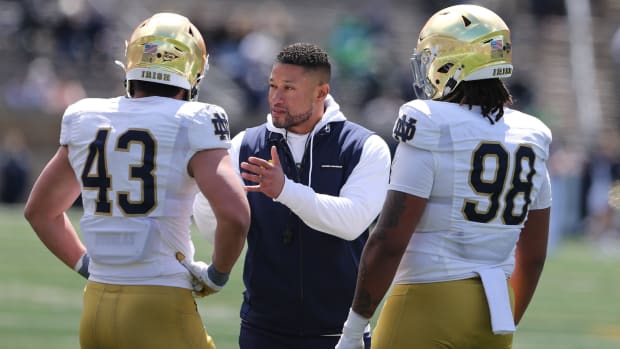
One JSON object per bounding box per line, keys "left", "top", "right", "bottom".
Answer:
{"left": 193, "top": 43, "right": 390, "bottom": 349}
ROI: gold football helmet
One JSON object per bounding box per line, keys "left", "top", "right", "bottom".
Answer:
{"left": 411, "top": 5, "right": 512, "bottom": 100}
{"left": 123, "top": 12, "right": 208, "bottom": 100}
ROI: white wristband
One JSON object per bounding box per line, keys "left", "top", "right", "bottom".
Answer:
{"left": 342, "top": 308, "right": 370, "bottom": 337}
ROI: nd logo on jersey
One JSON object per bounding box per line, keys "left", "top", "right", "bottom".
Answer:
{"left": 393, "top": 114, "right": 417, "bottom": 142}
{"left": 211, "top": 113, "right": 230, "bottom": 141}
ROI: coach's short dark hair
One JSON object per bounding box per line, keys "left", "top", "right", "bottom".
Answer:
{"left": 276, "top": 43, "right": 331, "bottom": 83}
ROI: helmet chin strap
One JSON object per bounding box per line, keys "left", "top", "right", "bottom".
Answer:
{"left": 190, "top": 86, "right": 198, "bottom": 101}
{"left": 189, "top": 72, "right": 205, "bottom": 101}
{"left": 113, "top": 60, "right": 132, "bottom": 97}
{"left": 189, "top": 57, "right": 209, "bottom": 101}
{"left": 114, "top": 59, "right": 126, "bottom": 71}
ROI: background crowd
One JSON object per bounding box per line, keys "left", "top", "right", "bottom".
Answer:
{"left": 1, "top": 0, "right": 620, "bottom": 249}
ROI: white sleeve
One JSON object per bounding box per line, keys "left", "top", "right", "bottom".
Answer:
{"left": 192, "top": 131, "right": 244, "bottom": 243}
{"left": 388, "top": 142, "right": 434, "bottom": 198}
{"left": 530, "top": 168, "right": 552, "bottom": 210}
{"left": 187, "top": 105, "right": 232, "bottom": 152}
{"left": 192, "top": 193, "right": 217, "bottom": 244}
{"left": 59, "top": 112, "right": 74, "bottom": 146}
{"left": 393, "top": 101, "right": 440, "bottom": 151}
{"left": 275, "top": 134, "right": 391, "bottom": 241}
{"left": 59, "top": 100, "right": 85, "bottom": 145}
{"left": 228, "top": 131, "right": 244, "bottom": 178}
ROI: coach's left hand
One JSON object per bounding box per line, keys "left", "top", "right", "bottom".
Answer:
{"left": 241, "top": 145, "right": 285, "bottom": 199}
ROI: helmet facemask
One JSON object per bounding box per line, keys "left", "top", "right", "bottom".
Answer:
{"left": 410, "top": 47, "right": 437, "bottom": 100}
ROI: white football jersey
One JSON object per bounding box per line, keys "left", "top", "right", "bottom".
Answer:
{"left": 389, "top": 99, "right": 552, "bottom": 284}
{"left": 60, "top": 96, "right": 231, "bottom": 287}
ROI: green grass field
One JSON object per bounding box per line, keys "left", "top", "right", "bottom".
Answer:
{"left": 1, "top": 205, "right": 619, "bottom": 349}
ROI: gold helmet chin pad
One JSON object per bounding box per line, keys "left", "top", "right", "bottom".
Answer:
{"left": 125, "top": 13, "right": 207, "bottom": 98}
{"left": 411, "top": 5, "right": 512, "bottom": 100}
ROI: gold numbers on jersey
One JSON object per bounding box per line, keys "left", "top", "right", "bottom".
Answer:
{"left": 462, "top": 142, "right": 536, "bottom": 225}
{"left": 81, "top": 128, "right": 158, "bottom": 216}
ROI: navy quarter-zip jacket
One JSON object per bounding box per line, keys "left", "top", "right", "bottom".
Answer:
{"left": 239, "top": 120, "right": 373, "bottom": 336}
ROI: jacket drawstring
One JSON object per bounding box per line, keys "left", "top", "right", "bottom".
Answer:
{"left": 308, "top": 130, "right": 315, "bottom": 187}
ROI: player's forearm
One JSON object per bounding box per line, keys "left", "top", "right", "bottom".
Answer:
{"left": 351, "top": 191, "right": 424, "bottom": 318}
{"left": 25, "top": 211, "right": 86, "bottom": 270}
{"left": 351, "top": 233, "right": 404, "bottom": 319}
{"left": 510, "top": 256, "right": 545, "bottom": 324}
{"left": 24, "top": 145, "right": 85, "bottom": 269}
{"left": 510, "top": 207, "right": 549, "bottom": 324}
{"left": 211, "top": 215, "right": 249, "bottom": 273}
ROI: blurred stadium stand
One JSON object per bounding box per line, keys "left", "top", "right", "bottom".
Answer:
{"left": 0, "top": 0, "right": 619, "bottom": 219}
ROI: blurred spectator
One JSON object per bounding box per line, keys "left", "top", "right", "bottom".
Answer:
{"left": 529, "top": 0, "right": 566, "bottom": 18}
{"left": 4, "top": 57, "right": 54, "bottom": 111}
{"left": 0, "top": 128, "right": 31, "bottom": 203}
{"left": 52, "top": 0, "right": 109, "bottom": 64}
{"left": 547, "top": 138, "right": 585, "bottom": 252}
{"left": 328, "top": 15, "right": 374, "bottom": 79}
{"left": 4, "top": 56, "right": 86, "bottom": 114}
{"left": 196, "top": 7, "right": 253, "bottom": 89}
{"left": 10, "top": 0, "right": 56, "bottom": 59}
{"left": 192, "top": 2, "right": 292, "bottom": 117}
{"left": 418, "top": 0, "right": 463, "bottom": 15}
{"left": 579, "top": 129, "right": 620, "bottom": 244}
{"left": 327, "top": 13, "right": 382, "bottom": 107}
{"left": 611, "top": 26, "right": 620, "bottom": 115}
{"left": 612, "top": 26, "right": 620, "bottom": 64}
{"left": 359, "top": 86, "right": 403, "bottom": 152}
{"left": 508, "top": 79, "right": 535, "bottom": 111}
{"left": 0, "top": 1, "right": 29, "bottom": 56}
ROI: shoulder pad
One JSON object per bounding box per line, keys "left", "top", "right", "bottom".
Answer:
{"left": 186, "top": 103, "right": 231, "bottom": 150}
{"left": 392, "top": 100, "right": 440, "bottom": 151}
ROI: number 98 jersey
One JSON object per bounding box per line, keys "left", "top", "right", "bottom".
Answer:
{"left": 389, "top": 99, "right": 552, "bottom": 284}
{"left": 59, "top": 96, "right": 230, "bottom": 285}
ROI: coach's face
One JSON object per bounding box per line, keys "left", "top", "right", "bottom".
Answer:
{"left": 268, "top": 63, "right": 329, "bottom": 134}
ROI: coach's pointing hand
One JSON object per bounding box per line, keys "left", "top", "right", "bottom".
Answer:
{"left": 241, "top": 146, "right": 285, "bottom": 199}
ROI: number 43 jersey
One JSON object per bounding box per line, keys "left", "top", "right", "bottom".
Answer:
{"left": 390, "top": 99, "right": 552, "bottom": 284}
{"left": 60, "top": 96, "right": 231, "bottom": 286}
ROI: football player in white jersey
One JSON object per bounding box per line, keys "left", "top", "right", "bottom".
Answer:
{"left": 336, "top": 5, "right": 552, "bottom": 349}
{"left": 24, "top": 13, "right": 250, "bottom": 349}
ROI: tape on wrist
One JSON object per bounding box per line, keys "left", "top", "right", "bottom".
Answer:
{"left": 74, "top": 253, "right": 90, "bottom": 279}
{"left": 206, "top": 264, "right": 230, "bottom": 288}
{"left": 343, "top": 308, "right": 369, "bottom": 336}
